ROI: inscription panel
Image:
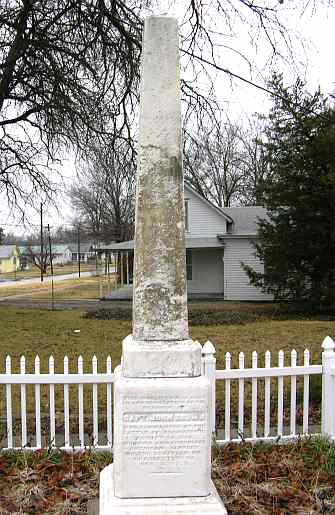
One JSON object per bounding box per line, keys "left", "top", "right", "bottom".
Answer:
{"left": 113, "top": 373, "right": 211, "bottom": 497}
{"left": 121, "top": 393, "right": 208, "bottom": 472}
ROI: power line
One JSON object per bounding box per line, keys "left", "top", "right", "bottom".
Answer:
{"left": 0, "top": 222, "right": 77, "bottom": 228}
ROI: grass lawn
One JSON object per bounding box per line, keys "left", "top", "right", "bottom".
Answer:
{"left": 1, "top": 437, "right": 335, "bottom": 513}
{"left": 0, "top": 304, "right": 334, "bottom": 440}
{"left": 0, "top": 304, "right": 334, "bottom": 371}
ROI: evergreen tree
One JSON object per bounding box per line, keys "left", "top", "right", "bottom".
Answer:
{"left": 243, "top": 74, "right": 335, "bottom": 305}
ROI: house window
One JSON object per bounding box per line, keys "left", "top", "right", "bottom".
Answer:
{"left": 185, "top": 199, "right": 189, "bottom": 232}
{"left": 186, "top": 250, "right": 192, "bottom": 280}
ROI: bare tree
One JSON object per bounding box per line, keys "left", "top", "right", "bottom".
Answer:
{"left": 26, "top": 245, "right": 51, "bottom": 276}
{"left": 0, "top": 0, "right": 323, "bottom": 214}
{"left": 238, "top": 117, "right": 270, "bottom": 206}
{"left": 0, "top": 0, "right": 142, "bottom": 212}
{"left": 70, "top": 138, "right": 135, "bottom": 242}
{"left": 184, "top": 120, "right": 247, "bottom": 207}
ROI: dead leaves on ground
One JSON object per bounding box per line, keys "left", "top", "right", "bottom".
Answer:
{"left": 1, "top": 438, "right": 335, "bottom": 513}
{"left": 213, "top": 437, "right": 335, "bottom": 514}
{"left": 0, "top": 449, "right": 112, "bottom": 514}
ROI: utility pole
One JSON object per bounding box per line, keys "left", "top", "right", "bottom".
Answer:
{"left": 47, "top": 224, "right": 54, "bottom": 310}
{"left": 40, "top": 202, "right": 44, "bottom": 282}
{"left": 77, "top": 224, "right": 81, "bottom": 278}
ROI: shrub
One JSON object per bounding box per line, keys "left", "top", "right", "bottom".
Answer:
{"left": 83, "top": 302, "right": 335, "bottom": 326}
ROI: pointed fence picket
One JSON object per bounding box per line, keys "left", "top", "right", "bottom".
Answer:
{"left": 2, "top": 336, "right": 335, "bottom": 450}
{"left": 5, "top": 356, "right": 12, "bottom": 449}
{"left": 290, "top": 349, "right": 297, "bottom": 436}
{"left": 20, "top": 356, "right": 27, "bottom": 447}
{"left": 264, "top": 350, "right": 271, "bottom": 438}
{"left": 106, "top": 356, "right": 113, "bottom": 447}
{"left": 78, "top": 356, "right": 84, "bottom": 448}
{"left": 92, "top": 355, "right": 98, "bottom": 447}
{"left": 63, "top": 356, "right": 70, "bottom": 447}
{"left": 49, "top": 356, "right": 55, "bottom": 446}
{"left": 35, "top": 355, "right": 41, "bottom": 448}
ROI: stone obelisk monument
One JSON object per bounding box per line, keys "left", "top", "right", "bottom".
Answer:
{"left": 99, "top": 16, "right": 226, "bottom": 514}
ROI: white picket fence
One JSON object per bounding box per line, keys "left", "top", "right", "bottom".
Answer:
{"left": 1, "top": 336, "right": 335, "bottom": 450}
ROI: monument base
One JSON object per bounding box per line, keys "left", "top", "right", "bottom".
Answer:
{"left": 100, "top": 464, "right": 227, "bottom": 514}
{"left": 122, "top": 334, "right": 202, "bottom": 377}
{"left": 113, "top": 367, "right": 211, "bottom": 498}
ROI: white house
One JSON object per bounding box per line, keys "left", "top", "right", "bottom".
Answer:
{"left": 68, "top": 242, "right": 96, "bottom": 262}
{"left": 104, "top": 184, "right": 271, "bottom": 301}
{"left": 19, "top": 244, "right": 73, "bottom": 267}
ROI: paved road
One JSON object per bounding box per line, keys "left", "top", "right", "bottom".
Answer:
{"left": 0, "top": 298, "right": 131, "bottom": 310}
{"left": 0, "top": 270, "right": 96, "bottom": 288}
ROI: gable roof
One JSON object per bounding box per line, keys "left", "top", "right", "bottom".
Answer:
{"left": 95, "top": 237, "right": 225, "bottom": 252}
{"left": 185, "top": 183, "right": 233, "bottom": 223}
{"left": 222, "top": 206, "right": 267, "bottom": 235}
{"left": 185, "top": 183, "right": 266, "bottom": 235}
{"left": 0, "top": 245, "right": 18, "bottom": 259}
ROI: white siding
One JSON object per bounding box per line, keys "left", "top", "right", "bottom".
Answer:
{"left": 187, "top": 249, "right": 224, "bottom": 294}
{"left": 224, "top": 238, "right": 273, "bottom": 301}
{"left": 185, "top": 188, "right": 227, "bottom": 238}
{"left": 53, "top": 250, "right": 72, "bottom": 265}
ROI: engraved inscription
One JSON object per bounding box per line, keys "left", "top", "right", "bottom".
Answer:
{"left": 121, "top": 393, "right": 208, "bottom": 471}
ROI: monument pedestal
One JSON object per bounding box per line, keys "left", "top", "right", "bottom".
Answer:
{"left": 100, "top": 465, "right": 227, "bottom": 514}
{"left": 99, "top": 345, "right": 226, "bottom": 514}
{"left": 113, "top": 366, "right": 210, "bottom": 498}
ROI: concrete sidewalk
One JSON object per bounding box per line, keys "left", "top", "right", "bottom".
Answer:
{"left": 0, "top": 270, "right": 97, "bottom": 288}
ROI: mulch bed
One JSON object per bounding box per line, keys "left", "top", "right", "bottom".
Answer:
{"left": 0, "top": 437, "right": 335, "bottom": 514}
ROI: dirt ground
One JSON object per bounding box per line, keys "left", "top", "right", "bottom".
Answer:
{"left": 1, "top": 438, "right": 335, "bottom": 514}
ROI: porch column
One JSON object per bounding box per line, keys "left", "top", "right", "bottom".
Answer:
{"left": 126, "top": 252, "right": 129, "bottom": 285}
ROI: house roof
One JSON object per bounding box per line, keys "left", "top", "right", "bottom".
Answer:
{"left": 184, "top": 183, "right": 266, "bottom": 235}
{"left": 93, "top": 187, "right": 267, "bottom": 253}
{"left": 185, "top": 183, "right": 234, "bottom": 223}
{"left": 97, "top": 237, "right": 224, "bottom": 252}
{"left": 0, "top": 245, "right": 18, "bottom": 259}
{"left": 67, "top": 242, "right": 95, "bottom": 253}
{"left": 222, "top": 206, "right": 267, "bottom": 235}
{"left": 19, "top": 244, "right": 71, "bottom": 255}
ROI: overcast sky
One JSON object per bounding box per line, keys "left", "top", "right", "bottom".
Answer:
{"left": 2, "top": 2, "right": 335, "bottom": 235}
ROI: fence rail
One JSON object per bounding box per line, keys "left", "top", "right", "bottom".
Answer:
{"left": 1, "top": 336, "right": 335, "bottom": 451}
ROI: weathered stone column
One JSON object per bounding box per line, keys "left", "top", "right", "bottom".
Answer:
{"left": 99, "top": 16, "right": 226, "bottom": 515}
{"left": 121, "top": 16, "right": 200, "bottom": 379}
{"left": 133, "top": 16, "right": 188, "bottom": 342}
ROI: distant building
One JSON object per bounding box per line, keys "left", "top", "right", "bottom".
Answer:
{"left": 19, "top": 244, "right": 73, "bottom": 267}
{"left": 0, "top": 245, "right": 21, "bottom": 274}
{"left": 67, "top": 242, "right": 96, "bottom": 262}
